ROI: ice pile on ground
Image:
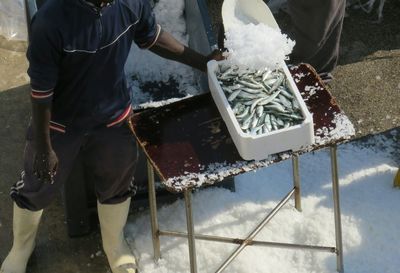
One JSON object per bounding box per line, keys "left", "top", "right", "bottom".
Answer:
{"left": 127, "top": 131, "right": 400, "bottom": 273}
{"left": 124, "top": 0, "right": 200, "bottom": 108}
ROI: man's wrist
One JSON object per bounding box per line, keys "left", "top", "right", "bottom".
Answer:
{"left": 35, "top": 143, "right": 53, "bottom": 153}
{"left": 33, "top": 133, "right": 52, "bottom": 152}
{"left": 182, "top": 46, "right": 208, "bottom": 72}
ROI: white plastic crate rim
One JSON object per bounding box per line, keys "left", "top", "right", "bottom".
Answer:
{"left": 207, "top": 60, "right": 314, "bottom": 160}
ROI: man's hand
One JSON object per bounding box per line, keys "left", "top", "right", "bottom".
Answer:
{"left": 149, "top": 30, "right": 226, "bottom": 72}
{"left": 33, "top": 149, "right": 58, "bottom": 184}
{"left": 207, "top": 48, "right": 226, "bottom": 62}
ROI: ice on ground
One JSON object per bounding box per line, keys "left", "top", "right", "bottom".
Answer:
{"left": 127, "top": 132, "right": 400, "bottom": 273}
{"left": 124, "top": 0, "right": 200, "bottom": 108}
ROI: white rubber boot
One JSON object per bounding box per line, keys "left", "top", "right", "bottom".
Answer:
{"left": 98, "top": 198, "right": 138, "bottom": 273}
{"left": 0, "top": 203, "right": 43, "bottom": 273}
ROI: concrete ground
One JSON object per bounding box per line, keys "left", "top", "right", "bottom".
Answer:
{"left": 0, "top": 1, "right": 399, "bottom": 272}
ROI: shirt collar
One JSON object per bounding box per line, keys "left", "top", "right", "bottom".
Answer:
{"left": 74, "top": 0, "right": 115, "bottom": 14}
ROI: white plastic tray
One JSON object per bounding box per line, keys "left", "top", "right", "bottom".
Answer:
{"left": 207, "top": 60, "right": 315, "bottom": 160}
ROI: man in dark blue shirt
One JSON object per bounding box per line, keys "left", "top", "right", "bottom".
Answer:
{"left": 0, "top": 0, "right": 223, "bottom": 272}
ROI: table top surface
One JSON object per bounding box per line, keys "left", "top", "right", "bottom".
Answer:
{"left": 129, "top": 64, "right": 355, "bottom": 192}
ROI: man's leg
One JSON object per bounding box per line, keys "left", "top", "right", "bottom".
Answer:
{"left": 83, "top": 122, "right": 139, "bottom": 273}
{"left": 97, "top": 198, "right": 137, "bottom": 272}
{"left": 287, "top": 0, "right": 346, "bottom": 74}
{"left": 1, "top": 128, "right": 82, "bottom": 273}
{"left": 0, "top": 204, "right": 42, "bottom": 273}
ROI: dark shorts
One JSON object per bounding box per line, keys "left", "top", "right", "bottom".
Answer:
{"left": 11, "top": 121, "right": 139, "bottom": 211}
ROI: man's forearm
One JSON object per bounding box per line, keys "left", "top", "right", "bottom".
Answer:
{"left": 149, "top": 30, "right": 208, "bottom": 72}
{"left": 31, "top": 99, "right": 52, "bottom": 152}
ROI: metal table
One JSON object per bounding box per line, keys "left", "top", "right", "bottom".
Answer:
{"left": 129, "top": 64, "right": 355, "bottom": 273}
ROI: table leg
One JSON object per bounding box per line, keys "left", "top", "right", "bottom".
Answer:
{"left": 184, "top": 189, "right": 198, "bottom": 273}
{"left": 292, "top": 154, "right": 302, "bottom": 212}
{"left": 393, "top": 169, "right": 400, "bottom": 188}
{"left": 147, "top": 160, "right": 161, "bottom": 261}
{"left": 330, "top": 145, "right": 344, "bottom": 273}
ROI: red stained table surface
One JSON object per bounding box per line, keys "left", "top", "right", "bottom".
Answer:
{"left": 129, "top": 64, "right": 354, "bottom": 192}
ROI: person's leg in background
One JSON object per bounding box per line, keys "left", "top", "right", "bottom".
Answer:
{"left": 82, "top": 121, "right": 139, "bottom": 273}
{"left": 287, "top": 0, "right": 346, "bottom": 77}
{"left": 1, "top": 129, "right": 82, "bottom": 273}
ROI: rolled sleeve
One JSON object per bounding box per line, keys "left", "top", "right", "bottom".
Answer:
{"left": 133, "top": 0, "right": 161, "bottom": 49}
{"left": 27, "top": 17, "right": 61, "bottom": 103}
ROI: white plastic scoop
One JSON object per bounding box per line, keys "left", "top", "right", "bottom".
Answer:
{"left": 221, "top": 0, "right": 280, "bottom": 31}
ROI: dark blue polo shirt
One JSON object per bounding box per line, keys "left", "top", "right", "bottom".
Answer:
{"left": 27, "top": 0, "right": 161, "bottom": 132}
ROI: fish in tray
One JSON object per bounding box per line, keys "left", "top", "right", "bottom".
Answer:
{"left": 216, "top": 64, "right": 304, "bottom": 136}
